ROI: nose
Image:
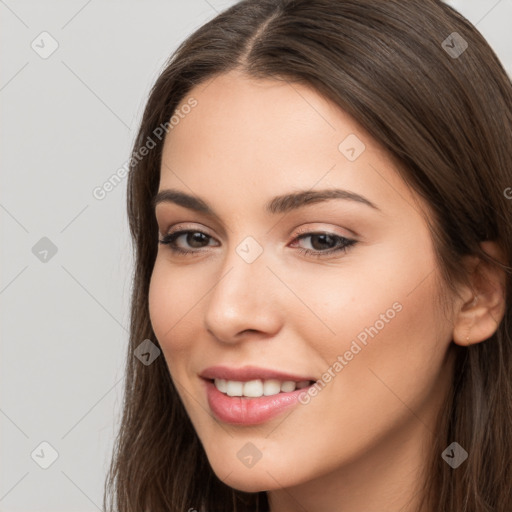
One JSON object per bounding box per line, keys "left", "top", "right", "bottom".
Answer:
{"left": 203, "top": 245, "right": 283, "bottom": 344}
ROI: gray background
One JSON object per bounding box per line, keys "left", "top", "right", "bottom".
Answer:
{"left": 1, "top": 1, "right": 510, "bottom": 510}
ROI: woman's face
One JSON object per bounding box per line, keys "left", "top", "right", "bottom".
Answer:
{"left": 149, "top": 70, "right": 457, "bottom": 494}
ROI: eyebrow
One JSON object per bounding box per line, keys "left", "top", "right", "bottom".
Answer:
{"left": 152, "top": 188, "right": 380, "bottom": 217}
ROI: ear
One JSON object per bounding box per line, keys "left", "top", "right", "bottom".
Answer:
{"left": 452, "top": 241, "right": 507, "bottom": 347}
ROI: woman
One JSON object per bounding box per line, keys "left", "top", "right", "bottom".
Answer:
{"left": 104, "top": 0, "right": 512, "bottom": 510}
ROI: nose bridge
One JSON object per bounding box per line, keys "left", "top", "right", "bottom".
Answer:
{"left": 203, "top": 237, "right": 280, "bottom": 342}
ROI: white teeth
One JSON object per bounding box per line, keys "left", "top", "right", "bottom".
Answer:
{"left": 243, "top": 379, "right": 263, "bottom": 397}
{"left": 214, "top": 378, "right": 312, "bottom": 397}
{"left": 226, "top": 380, "right": 243, "bottom": 397}
{"left": 280, "top": 381, "right": 297, "bottom": 392}
{"left": 215, "top": 378, "right": 227, "bottom": 393}
{"left": 263, "top": 379, "right": 281, "bottom": 396}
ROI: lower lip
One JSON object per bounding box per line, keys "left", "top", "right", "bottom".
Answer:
{"left": 203, "top": 379, "right": 311, "bottom": 425}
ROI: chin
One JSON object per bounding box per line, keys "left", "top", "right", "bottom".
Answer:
{"left": 215, "top": 470, "right": 279, "bottom": 493}
{"left": 206, "top": 455, "right": 305, "bottom": 493}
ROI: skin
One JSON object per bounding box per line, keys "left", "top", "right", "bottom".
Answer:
{"left": 148, "top": 69, "right": 505, "bottom": 512}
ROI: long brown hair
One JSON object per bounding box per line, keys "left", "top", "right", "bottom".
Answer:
{"left": 104, "top": 1, "right": 512, "bottom": 510}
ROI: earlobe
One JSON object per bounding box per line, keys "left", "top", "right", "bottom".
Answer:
{"left": 452, "top": 241, "right": 507, "bottom": 347}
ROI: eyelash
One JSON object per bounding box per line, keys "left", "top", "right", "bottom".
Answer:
{"left": 158, "top": 229, "right": 357, "bottom": 258}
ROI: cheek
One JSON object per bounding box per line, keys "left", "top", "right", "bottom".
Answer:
{"left": 284, "top": 244, "right": 434, "bottom": 347}
{"left": 297, "top": 242, "right": 449, "bottom": 400}
{"left": 148, "top": 259, "right": 200, "bottom": 358}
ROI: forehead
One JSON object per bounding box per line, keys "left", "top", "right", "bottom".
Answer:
{"left": 166, "top": 69, "right": 360, "bottom": 156}
{"left": 159, "top": 70, "right": 429, "bottom": 221}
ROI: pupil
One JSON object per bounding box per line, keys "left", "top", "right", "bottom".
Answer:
{"left": 188, "top": 232, "right": 207, "bottom": 248}
{"left": 311, "top": 234, "right": 335, "bottom": 250}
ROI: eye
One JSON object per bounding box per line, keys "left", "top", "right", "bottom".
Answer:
{"left": 290, "top": 232, "right": 357, "bottom": 258}
{"left": 158, "top": 229, "right": 217, "bottom": 255}
{"left": 158, "top": 227, "right": 357, "bottom": 258}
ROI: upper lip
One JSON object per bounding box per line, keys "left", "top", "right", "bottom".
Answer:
{"left": 199, "top": 365, "right": 316, "bottom": 383}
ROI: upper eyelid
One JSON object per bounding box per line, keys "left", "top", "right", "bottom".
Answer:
{"left": 161, "top": 223, "right": 216, "bottom": 238}
{"left": 161, "top": 221, "right": 353, "bottom": 235}
{"left": 293, "top": 223, "right": 357, "bottom": 238}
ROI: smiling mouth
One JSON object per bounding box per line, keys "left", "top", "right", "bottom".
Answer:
{"left": 207, "top": 378, "right": 316, "bottom": 398}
